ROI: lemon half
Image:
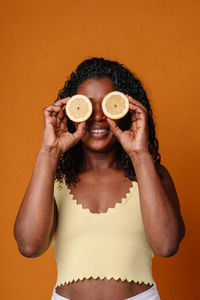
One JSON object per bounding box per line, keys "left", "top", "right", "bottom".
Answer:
{"left": 66, "top": 95, "right": 93, "bottom": 122}
{"left": 102, "top": 91, "right": 129, "bottom": 119}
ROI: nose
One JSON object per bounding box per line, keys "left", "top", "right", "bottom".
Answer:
{"left": 90, "top": 102, "right": 106, "bottom": 121}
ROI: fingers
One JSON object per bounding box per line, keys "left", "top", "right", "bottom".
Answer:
{"left": 42, "top": 105, "right": 60, "bottom": 127}
{"left": 52, "top": 98, "right": 69, "bottom": 117}
{"left": 43, "top": 98, "right": 69, "bottom": 114}
{"left": 129, "top": 106, "right": 137, "bottom": 132}
{"left": 56, "top": 105, "right": 66, "bottom": 128}
{"left": 127, "top": 96, "right": 148, "bottom": 127}
{"left": 72, "top": 122, "right": 86, "bottom": 143}
{"left": 107, "top": 118, "right": 123, "bottom": 141}
{"left": 126, "top": 95, "right": 148, "bottom": 114}
{"left": 43, "top": 105, "right": 61, "bottom": 118}
{"left": 43, "top": 98, "right": 69, "bottom": 127}
{"left": 129, "top": 103, "right": 143, "bottom": 119}
{"left": 54, "top": 98, "right": 70, "bottom": 106}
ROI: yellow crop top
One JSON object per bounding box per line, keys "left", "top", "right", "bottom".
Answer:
{"left": 51, "top": 180, "right": 155, "bottom": 288}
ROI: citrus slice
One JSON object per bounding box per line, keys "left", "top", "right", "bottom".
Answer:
{"left": 66, "top": 94, "right": 93, "bottom": 122}
{"left": 102, "top": 91, "right": 129, "bottom": 119}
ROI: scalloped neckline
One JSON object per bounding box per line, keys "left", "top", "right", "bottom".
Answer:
{"left": 67, "top": 181, "right": 136, "bottom": 216}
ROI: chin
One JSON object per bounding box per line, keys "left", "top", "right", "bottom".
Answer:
{"left": 81, "top": 135, "right": 119, "bottom": 153}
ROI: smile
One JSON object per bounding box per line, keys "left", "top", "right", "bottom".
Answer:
{"left": 88, "top": 129, "right": 109, "bottom": 133}
{"left": 87, "top": 128, "right": 110, "bottom": 138}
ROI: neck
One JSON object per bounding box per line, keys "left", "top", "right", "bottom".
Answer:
{"left": 82, "top": 145, "right": 121, "bottom": 172}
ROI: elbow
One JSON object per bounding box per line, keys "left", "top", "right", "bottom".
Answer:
{"left": 155, "top": 234, "right": 183, "bottom": 257}
{"left": 156, "top": 221, "right": 186, "bottom": 257}
{"left": 157, "top": 243, "right": 180, "bottom": 257}
{"left": 14, "top": 228, "right": 49, "bottom": 258}
{"left": 17, "top": 242, "right": 48, "bottom": 258}
{"left": 14, "top": 234, "right": 46, "bottom": 258}
{"left": 14, "top": 229, "right": 39, "bottom": 258}
{"left": 17, "top": 244, "right": 41, "bottom": 258}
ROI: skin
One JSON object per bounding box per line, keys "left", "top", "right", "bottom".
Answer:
{"left": 14, "top": 78, "right": 185, "bottom": 300}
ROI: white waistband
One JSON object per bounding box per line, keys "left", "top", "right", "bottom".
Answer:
{"left": 126, "top": 284, "right": 160, "bottom": 300}
{"left": 51, "top": 284, "right": 160, "bottom": 300}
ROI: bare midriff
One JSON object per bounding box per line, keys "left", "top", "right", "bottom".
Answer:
{"left": 55, "top": 278, "right": 153, "bottom": 300}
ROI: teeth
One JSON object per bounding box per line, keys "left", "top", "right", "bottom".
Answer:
{"left": 90, "top": 129, "right": 108, "bottom": 133}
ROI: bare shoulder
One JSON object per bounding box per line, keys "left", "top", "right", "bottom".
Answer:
{"left": 155, "top": 162, "right": 181, "bottom": 212}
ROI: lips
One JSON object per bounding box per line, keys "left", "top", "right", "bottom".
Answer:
{"left": 89, "top": 129, "right": 109, "bottom": 133}
{"left": 87, "top": 126, "right": 110, "bottom": 137}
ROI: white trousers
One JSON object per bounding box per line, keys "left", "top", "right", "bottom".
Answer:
{"left": 51, "top": 284, "right": 161, "bottom": 300}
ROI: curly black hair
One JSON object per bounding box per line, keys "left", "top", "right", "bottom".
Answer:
{"left": 55, "top": 57, "right": 161, "bottom": 186}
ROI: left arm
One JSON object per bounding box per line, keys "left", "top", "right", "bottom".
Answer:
{"left": 130, "top": 152, "right": 185, "bottom": 257}
{"left": 107, "top": 95, "right": 185, "bottom": 257}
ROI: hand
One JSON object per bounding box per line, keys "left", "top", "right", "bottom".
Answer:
{"left": 41, "top": 98, "right": 86, "bottom": 155}
{"left": 107, "top": 95, "right": 149, "bottom": 156}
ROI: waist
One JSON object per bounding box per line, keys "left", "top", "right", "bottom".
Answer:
{"left": 54, "top": 279, "right": 155, "bottom": 300}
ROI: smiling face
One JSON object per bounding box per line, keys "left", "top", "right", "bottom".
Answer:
{"left": 76, "top": 77, "right": 120, "bottom": 153}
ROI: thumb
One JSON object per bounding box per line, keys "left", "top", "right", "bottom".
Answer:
{"left": 72, "top": 122, "right": 86, "bottom": 143}
{"left": 107, "top": 118, "right": 123, "bottom": 141}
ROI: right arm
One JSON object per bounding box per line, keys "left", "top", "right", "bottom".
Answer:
{"left": 13, "top": 99, "right": 86, "bottom": 257}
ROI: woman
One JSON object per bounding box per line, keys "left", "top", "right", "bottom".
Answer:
{"left": 14, "top": 57, "right": 185, "bottom": 300}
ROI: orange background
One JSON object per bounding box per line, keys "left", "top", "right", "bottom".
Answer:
{"left": 1, "top": 0, "right": 199, "bottom": 299}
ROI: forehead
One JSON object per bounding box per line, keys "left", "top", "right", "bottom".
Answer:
{"left": 76, "top": 78, "right": 114, "bottom": 99}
